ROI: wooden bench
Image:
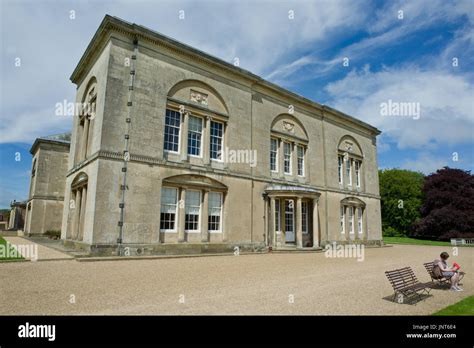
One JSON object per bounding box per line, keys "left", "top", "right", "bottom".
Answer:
{"left": 423, "top": 261, "right": 465, "bottom": 286}
{"left": 385, "top": 267, "right": 431, "bottom": 303}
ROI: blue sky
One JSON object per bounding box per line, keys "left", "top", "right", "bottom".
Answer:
{"left": 1, "top": 0, "right": 473, "bottom": 208}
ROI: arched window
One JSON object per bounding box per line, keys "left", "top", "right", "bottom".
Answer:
{"left": 159, "top": 174, "right": 227, "bottom": 242}
{"left": 75, "top": 78, "right": 97, "bottom": 163}
{"left": 69, "top": 172, "right": 88, "bottom": 241}
{"left": 337, "top": 136, "right": 363, "bottom": 189}
{"left": 270, "top": 114, "right": 308, "bottom": 178}
{"left": 164, "top": 80, "right": 228, "bottom": 164}
{"left": 340, "top": 197, "right": 366, "bottom": 240}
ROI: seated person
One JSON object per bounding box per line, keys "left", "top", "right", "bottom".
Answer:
{"left": 433, "top": 252, "right": 463, "bottom": 291}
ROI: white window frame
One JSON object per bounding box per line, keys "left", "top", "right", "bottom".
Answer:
{"left": 349, "top": 206, "right": 355, "bottom": 235}
{"left": 357, "top": 207, "right": 363, "bottom": 236}
{"left": 208, "top": 191, "right": 223, "bottom": 233}
{"left": 355, "top": 160, "right": 361, "bottom": 188}
{"left": 210, "top": 120, "right": 224, "bottom": 162}
{"left": 164, "top": 109, "right": 181, "bottom": 154}
{"left": 187, "top": 116, "right": 203, "bottom": 158}
{"left": 270, "top": 138, "right": 278, "bottom": 172}
{"left": 283, "top": 142, "right": 292, "bottom": 175}
{"left": 185, "top": 189, "right": 201, "bottom": 232}
{"left": 160, "top": 187, "right": 178, "bottom": 232}
{"left": 297, "top": 145, "right": 305, "bottom": 177}
{"left": 338, "top": 155, "right": 343, "bottom": 184}
{"left": 346, "top": 158, "right": 352, "bottom": 186}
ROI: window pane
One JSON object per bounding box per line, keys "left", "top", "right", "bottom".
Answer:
{"left": 188, "top": 116, "right": 202, "bottom": 156}
{"left": 164, "top": 109, "right": 180, "bottom": 152}
{"left": 208, "top": 192, "right": 222, "bottom": 231}
{"left": 284, "top": 142, "right": 291, "bottom": 174}
{"left": 270, "top": 139, "right": 278, "bottom": 172}
{"left": 210, "top": 121, "right": 223, "bottom": 160}
{"left": 338, "top": 155, "right": 343, "bottom": 184}
{"left": 160, "top": 187, "right": 177, "bottom": 230}
{"left": 185, "top": 190, "right": 201, "bottom": 231}
{"left": 297, "top": 146, "right": 304, "bottom": 176}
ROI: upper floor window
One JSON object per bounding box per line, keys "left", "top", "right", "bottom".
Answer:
{"left": 188, "top": 116, "right": 203, "bottom": 157}
{"left": 355, "top": 160, "right": 361, "bottom": 187}
{"left": 297, "top": 145, "right": 305, "bottom": 176}
{"left": 164, "top": 109, "right": 181, "bottom": 152}
{"left": 338, "top": 155, "right": 343, "bottom": 184}
{"left": 346, "top": 158, "right": 352, "bottom": 186}
{"left": 270, "top": 138, "right": 278, "bottom": 172}
{"left": 283, "top": 142, "right": 292, "bottom": 174}
{"left": 210, "top": 121, "right": 223, "bottom": 160}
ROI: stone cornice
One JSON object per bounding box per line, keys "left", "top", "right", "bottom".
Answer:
{"left": 66, "top": 150, "right": 381, "bottom": 200}
{"left": 70, "top": 15, "right": 381, "bottom": 137}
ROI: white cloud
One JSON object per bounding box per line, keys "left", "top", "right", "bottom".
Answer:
{"left": 325, "top": 65, "right": 474, "bottom": 150}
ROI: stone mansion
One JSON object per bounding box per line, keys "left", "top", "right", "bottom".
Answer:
{"left": 24, "top": 15, "right": 382, "bottom": 255}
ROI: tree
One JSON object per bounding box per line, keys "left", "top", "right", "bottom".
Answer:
{"left": 412, "top": 167, "right": 474, "bottom": 240}
{"left": 379, "top": 169, "right": 424, "bottom": 237}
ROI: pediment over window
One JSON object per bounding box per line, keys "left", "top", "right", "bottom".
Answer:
{"left": 72, "top": 172, "right": 88, "bottom": 189}
{"left": 341, "top": 196, "right": 365, "bottom": 207}
{"left": 338, "top": 135, "right": 363, "bottom": 157}
{"left": 167, "top": 80, "right": 228, "bottom": 115}
{"left": 271, "top": 114, "right": 308, "bottom": 142}
{"left": 162, "top": 174, "right": 228, "bottom": 191}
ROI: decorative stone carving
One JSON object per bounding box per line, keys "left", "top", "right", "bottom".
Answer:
{"left": 282, "top": 121, "right": 295, "bottom": 133}
{"left": 190, "top": 90, "right": 208, "bottom": 106}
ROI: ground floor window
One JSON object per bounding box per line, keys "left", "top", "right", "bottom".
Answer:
{"left": 208, "top": 192, "right": 222, "bottom": 232}
{"left": 185, "top": 190, "right": 201, "bottom": 231}
{"left": 340, "top": 206, "right": 345, "bottom": 234}
{"left": 160, "top": 187, "right": 178, "bottom": 231}
{"left": 357, "top": 207, "right": 363, "bottom": 236}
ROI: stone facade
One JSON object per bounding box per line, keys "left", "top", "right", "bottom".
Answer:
{"left": 8, "top": 200, "right": 26, "bottom": 230}
{"left": 24, "top": 135, "right": 70, "bottom": 235}
{"left": 61, "top": 15, "right": 382, "bottom": 255}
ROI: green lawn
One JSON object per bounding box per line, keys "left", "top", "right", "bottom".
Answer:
{"left": 0, "top": 236, "right": 24, "bottom": 261}
{"left": 433, "top": 296, "right": 474, "bottom": 316}
{"left": 383, "top": 236, "right": 452, "bottom": 246}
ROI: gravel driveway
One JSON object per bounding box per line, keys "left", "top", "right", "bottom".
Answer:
{"left": 0, "top": 244, "right": 472, "bottom": 315}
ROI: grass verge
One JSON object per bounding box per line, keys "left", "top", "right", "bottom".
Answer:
{"left": 433, "top": 295, "right": 474, "bottom": 315}
{"left": 383, "top": 236, "right": 452, "bottom": 246}
{"left": 0, "top": 236, "right": 24, "bottom": 261}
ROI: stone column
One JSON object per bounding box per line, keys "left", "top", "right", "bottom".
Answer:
{"left": 78, "top": 186, "right": 87, "bottom": 241}
{"left": 81, "top": 117, "right": 90, "bottom": 160}
{"left": 292, "top": 142, "right": 298, "bottom": 177}
{"left": 312, "top": 198, "right": 319, "bottom": 248}
{"left": 278, "top": 139, "right": 285, "bottom": 178}
{"left": 180, "top": 112, "right": 189, "bottom": 162}
{"left": 296, "top": 197, "right": 303, "bottom": 248}
{"left": 73, "top": 189, "right": 82, "bottom": 240}
{"left": 178, "top": 188, "right": 186, "bottom": 242}
{"left": 269, "top": 197, "right": 275, "bottom": 248}
{"left": 203, "top": 117, "right": 211, "bottom": 165}
{"left": 201, "top": 190, "right": 209, "bottom": 242}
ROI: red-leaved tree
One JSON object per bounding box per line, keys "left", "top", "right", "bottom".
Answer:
{"left": 411, "top": 167, "right": 474, "bottom": 240}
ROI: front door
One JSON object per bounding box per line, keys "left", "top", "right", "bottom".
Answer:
{"left": 284, "top": 200, "right": 295, "bottom": 243}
